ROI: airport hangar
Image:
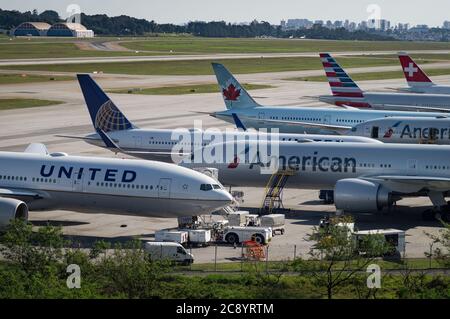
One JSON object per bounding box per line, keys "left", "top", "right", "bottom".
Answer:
{"left": 11, "top": 22, "right": 94, "bottom": 38}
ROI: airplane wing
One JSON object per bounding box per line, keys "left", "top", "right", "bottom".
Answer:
{"left": 55, "top": 134, "right": 100, "bottom": 141}
{"left": 0, "top": 187, "right": 45, "bottom": 199}
{"left": 237, "top": 116, "right": 351, "bottom": 133}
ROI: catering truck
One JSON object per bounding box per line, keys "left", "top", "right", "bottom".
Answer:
{"left": 144, "top": 242, "right": 194, "bottom": 265}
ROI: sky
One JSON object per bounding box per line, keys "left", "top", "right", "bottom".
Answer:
{"left": 1, "top": 0, "right": 450, "bottom": 27}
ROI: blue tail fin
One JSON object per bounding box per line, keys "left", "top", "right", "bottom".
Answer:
{"left": 212, "top": 63, "right": 260, "bottom": 110}
{"left": 77, "top": 74, "right": 136, "bottom": 132}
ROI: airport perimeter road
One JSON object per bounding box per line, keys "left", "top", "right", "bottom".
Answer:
{"left": 0, "top": 74, "right": 447, "bottom": 262}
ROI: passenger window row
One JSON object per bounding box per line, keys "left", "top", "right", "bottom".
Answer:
{"left": 0, "top": 175, "right": 28, "bottom": 181}
{"left": 95, "top": 182, "right": 153, "bottom": 190}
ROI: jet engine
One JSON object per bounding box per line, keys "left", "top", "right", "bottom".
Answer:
{"left": 334, "top": 178, "right": 391, "bottom": 212}
{"left": 0, "top": 198, "right": 29, "bottom": 228}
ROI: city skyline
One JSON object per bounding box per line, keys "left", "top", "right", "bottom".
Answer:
{"left": 2, "top": 0, "right": 450, "bottom": 28}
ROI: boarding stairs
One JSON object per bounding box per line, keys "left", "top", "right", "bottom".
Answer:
{"left": 259, "top": 169, "right": 295, "bottom": 215}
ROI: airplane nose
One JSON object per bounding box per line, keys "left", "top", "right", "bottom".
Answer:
{"left": 219, "top": 190, "right": 234, "bottom": 203}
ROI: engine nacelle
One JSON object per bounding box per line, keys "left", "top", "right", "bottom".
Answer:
{"left": 334, "top": 178, "right": 391, "bottom": 213}
{"left": 0, "top": 198, "right": 29, "bottom": 228}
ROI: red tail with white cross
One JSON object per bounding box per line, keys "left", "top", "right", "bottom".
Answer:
{"left": 398, "top": 52, "right": 433, "bottom": 87}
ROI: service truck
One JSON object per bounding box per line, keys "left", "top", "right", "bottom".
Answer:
{"left": 154, "top": 230, "right": 189, "bottom": 245}
{"left": 144, "top": 242, "right": 194, "bottom": 265}
{"left": 260, "top": 214, "right": 286, "bottom": 235}
{"left": 222, "top": 226, "right": 272, "bottom": 245}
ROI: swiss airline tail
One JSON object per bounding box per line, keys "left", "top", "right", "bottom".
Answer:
{"left": 319, "top": 53, "right": 364, "bottom": 98}
{"left": 398, "top": 52, "right": 433, "bottom": 87}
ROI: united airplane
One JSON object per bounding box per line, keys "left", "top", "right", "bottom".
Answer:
{"left": 63, "top": 74, "right": 380, "bottom": 163}
{"left": 188, "top": 140, "right": 450, "bottom": 221}
{"left": 0, "top": 143, "right": 232, "bottom": 228}
{"left": 208, "top": 63, "right": 448, "bottom": 134}
{"left": 397, "top": 52, "right": 450, "bottom": 94}
{"left": 319, "top": 53, "right": 450, "bottom": 112}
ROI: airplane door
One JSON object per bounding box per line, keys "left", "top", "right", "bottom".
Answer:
{"left": 258, "top": 112, "right": 265, "bottom": 120}
{"left": 407, "top": 159, "right": 418, "bottom": 175}
{"left": 158, "top": 178, "right": 171, "bottom": 198}
{"left": 72, "top": 171, "right": 85, "bottom": 192}
{"left": 371, "top": 126, "right": 379, "bottom": 138}
{"left": 133, "top": 136, "right": 142, "bottom": 148}
{"left": 323, "top": 115, "right": 331, "bottom": 124}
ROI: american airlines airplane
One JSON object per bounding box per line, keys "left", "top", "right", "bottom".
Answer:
{"left": 64, "top": 74, "right": 380, "bottom": 163}
{"left": 318, "top": 53, "right": 450, "bottom": 112}
{"left": 0, "top": 143, "right": 233, "bottom": 228}
{"left": 347, "top": 116, "right": 450, "bottom": 144}
{"left": 397, "top": 52, "right": 450, "bottom": 94}
{"left": 189, "top": 140, "right": 450, "bottom": 221}
{"left": 208, "top": 63, "right": 448, "bottom": 134}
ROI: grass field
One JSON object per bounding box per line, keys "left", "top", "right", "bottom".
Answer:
{"left": 121, "top": 37, "right": 450, "bottom": 54}
{"left": 0, "top": 73, "right": 74, "bottom": 85}
{"left": 0, "top": 98, "right": 63, "bottom": 111}
{"left": 107, "top": 83, "right": 273, "bottom": 95}
{"left": 0, "top": 56, "right": 401, "bottom": 76}
{"left": 0, "top": 42, "right": 156, "bottom": 59}
{"left": 2, "top": 37, "right": 450, "bottom": 60}
{"left": 285, "top": 67, "right": 450, "bottom": 82}
{"left": 181, "top": 257, "right": 443, "bottom": 272}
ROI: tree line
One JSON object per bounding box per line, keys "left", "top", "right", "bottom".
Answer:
{"left": 0, "top": 8, "right": 393, "bottom": 40}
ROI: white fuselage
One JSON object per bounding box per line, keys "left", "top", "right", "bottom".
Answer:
{"left": 0, "top": 152, "right": 232, "bottom": 217}
{"left": 182, "top": 141, "right": 450, "bottom": 190}
{"left": 319, "top": 92, "right": 450, "bottom": 111}
{"left": 349, "top": 116, "right": 450, "bottom": 145}
{"left": 401, "top": 84, "right": 450, "bottom": 95}
{"left": 212, "top": 106, "right": 447, "bottom": 134}
{"left": 84, "top": 128, "right": 381, "bottom": 161}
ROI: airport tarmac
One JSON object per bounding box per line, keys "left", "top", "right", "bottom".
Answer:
{"left": 1, "top": 68, "right": 449, "bottom": 261}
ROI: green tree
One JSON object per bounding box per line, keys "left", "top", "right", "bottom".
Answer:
{"left": 304, "top": 216, "right": 391, "bottom": 299}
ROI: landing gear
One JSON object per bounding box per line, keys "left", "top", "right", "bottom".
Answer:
{"left": 425, "top": 191, "right": 450, "bottom": 222}
{"left": 422, "top": 208, "right": 450, "bottom": 222}
{"left": 319, "top": 190, "right": 334, "bottom": 204}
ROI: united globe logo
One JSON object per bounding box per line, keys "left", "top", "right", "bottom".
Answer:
{"left": 95, "top": 100, "right": 132, "bottom": 132}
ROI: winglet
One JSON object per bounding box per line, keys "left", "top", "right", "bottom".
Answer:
{"left": 398, "top": 52, "right": 433, "bottom": 87}
{"left": 24, "top": 143, "right": 49, "bottom": 155}
{"left": 231, "top": 113, "right": 247, "bottom": 131}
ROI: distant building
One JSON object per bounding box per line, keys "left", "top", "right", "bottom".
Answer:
{"left": 47, "top": 23, "right": 94, "bottom": 37}
{"left": 11, "top": 22, "right": 93, "bottom": 37}
{"left": 284, "top": 19, "right": 313, "bottom": 30}
{"left": 443, "top": 21, "right": 450, "bottom": 29}
{"left": 397, "top": 23, "right": 410, "bottom": 31}
{"left": 12, "top": 22, "right": 51, "bottom": 36}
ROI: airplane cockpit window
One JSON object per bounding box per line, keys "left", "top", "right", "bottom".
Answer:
{"left": 213, "top": 184, "right": 221, "bottom": 189}
{"left": 200, "top": 184, "right": 213, "bottom": 191}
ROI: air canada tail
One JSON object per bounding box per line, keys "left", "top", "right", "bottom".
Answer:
{"left": 211, "top": 63, "right": 260, "bottom": 110}
{"left": 319, "top": 53, "right": 364, "bottom": 98}
{"left": 398, "top": 52, "right": 433, "bottom": 87}
{"left": 77, "top": 74, "right": 136, "bottom": 132}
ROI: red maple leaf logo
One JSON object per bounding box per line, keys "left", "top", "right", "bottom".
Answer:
{"left": 222, "top": 84, "right": 241, "bottom": 101}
